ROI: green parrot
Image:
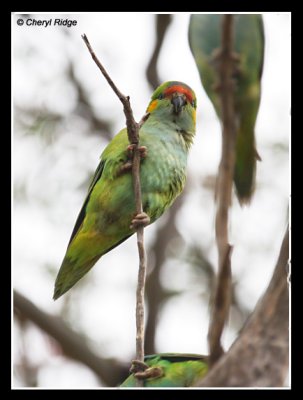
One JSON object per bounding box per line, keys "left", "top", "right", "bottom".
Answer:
{"left": 120, "top": 353, "right": 208, "bottom": 387}
{"left": 53, "top": 81, "right": 197, "bottom": 300}
{"left": 188, "top": 14, "right": 264, "bottom": 204}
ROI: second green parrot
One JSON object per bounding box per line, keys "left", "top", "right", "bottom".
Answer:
{"left": 120, "top": 353, "right": 208, "bottom": 387}
{"left": 189, "top": 14, "right": 264, "bottom": 204}
{"left": 53, "top": 81, "right": 197, "bottom": 299}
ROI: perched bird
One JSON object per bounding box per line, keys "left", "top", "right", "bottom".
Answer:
{"left": 189, "top": 14, "right": 264, "bottom": 204}
{"left": 120, "top": 353, "right": 208, "bottom": 387}
{"left": 53, "top": 81, "right": 197, "bottom": 300}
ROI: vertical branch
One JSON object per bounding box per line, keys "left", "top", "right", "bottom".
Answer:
{"left": 208, "top": 15, "right": 237, "bottom": 367}
{"left": 197, "top": 227, "right": 289, "bottom": 387}
{"left": 146, "top": 14, "right": 172, "bottom": 89}
{"left": 134, "top": 175, "right": 146, "bottom": 381}
{"left": 81, "top": 34, "right": 147, "bottom": 386}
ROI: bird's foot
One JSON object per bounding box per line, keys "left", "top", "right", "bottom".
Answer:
{"left": 130, "top": 360, "right": 149, "bottom": 373}
{"left": 130, "top": 360, "right": 163, "bottom": 380}
{"left": 134, "top": 367, "right": 164, "bottom": 380}
{"left": 118, "top": 160, "right": 133, "bottom": 175}
{"left": 130, "top": 212, "right": 150, "bottom": 229}
{"left": 127, "top": 144, "right": 148, "bottom": 159}
{"left": 118, "top": 146, "right": 148, "bottom": 176}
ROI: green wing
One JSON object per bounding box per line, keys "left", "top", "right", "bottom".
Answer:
{"left": 68, "top": 159, "right": 105, "bottom": 245}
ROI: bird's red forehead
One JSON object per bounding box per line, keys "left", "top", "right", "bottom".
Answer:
{"left": 163, "top": 85, "right": 194, "bottom": 103}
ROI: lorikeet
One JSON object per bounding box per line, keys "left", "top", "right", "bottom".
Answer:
{"left": 189, "top": 14, "right": 264, "bottom": 204}
{"left": 53, "top": 81, "right": 197, "bottom": 299}
{"left": 120, "top": 353, "right": 208, "bottom": 387}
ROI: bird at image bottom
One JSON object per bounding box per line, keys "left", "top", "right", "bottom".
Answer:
{"left": 120, "top": 353, "right": 208, "bottom": 387}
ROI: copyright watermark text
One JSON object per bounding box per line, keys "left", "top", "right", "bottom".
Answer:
{"left": 16, "top": 18, "right": 77, "bottom": 28}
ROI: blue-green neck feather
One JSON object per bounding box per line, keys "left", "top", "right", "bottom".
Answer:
{"left": 144, "top": 100, "right": 196, "bottom": 151}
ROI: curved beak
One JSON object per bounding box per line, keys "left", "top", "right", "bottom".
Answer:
{"left": 171, "top": 94, "right": 186, "bottom": 114}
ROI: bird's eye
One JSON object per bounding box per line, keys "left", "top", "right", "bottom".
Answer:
{"left": 191, "top": 100, "right": 196, "bottom": 107}
{"left": 158, "top": 93, "right": 164, "bottom": 100}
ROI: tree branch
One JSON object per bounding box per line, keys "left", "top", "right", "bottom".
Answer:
{"left": 146, "top": 14, "right": 172, "bottom": 90}
{"left": 13, "top": 290, "right": 129, "bottom": 387}
{"left": 208, "top": 15, "right": 237, "bottom": 366}
{"left": 66, "top": 62, "right": 112, "bottom": 139}
{"left": 81, "top": 34, "right": 148, "bottom": 386}
{"left": 197, "top": 227, "right": 289, "bottom": 387}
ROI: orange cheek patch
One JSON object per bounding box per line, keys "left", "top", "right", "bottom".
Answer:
{"left": 192, "top": 109, "right": 196, "bottom": 125}
{"left": 147, "top": 99, "right": 158, "bottom": 113}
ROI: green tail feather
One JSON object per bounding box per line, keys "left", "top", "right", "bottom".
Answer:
{"left": 53, "top": 255, "right": 100, "bottom": 300}
{"left": 234, "top": 128, "right": 259, "bottom": 205}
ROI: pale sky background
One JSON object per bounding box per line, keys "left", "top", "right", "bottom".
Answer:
{"left": 13, "top": 12, "right": 290, "bottom": 388}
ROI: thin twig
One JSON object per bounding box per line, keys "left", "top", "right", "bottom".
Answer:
{"left": 81, "top": 34, "right": 147, "bottom": 386}
{"left": 208, "top": 15, "right": 237, "bottom": 367}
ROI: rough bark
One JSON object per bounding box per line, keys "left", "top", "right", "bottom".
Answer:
{"left": 197, "top": 228, "right": 289, "bottom": 387}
